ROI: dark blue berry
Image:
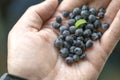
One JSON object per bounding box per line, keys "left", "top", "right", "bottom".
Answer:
{"left": 73, "top": 7, "right": 81, "bottom": 15}
{"left": 88, "top": 14, "right": 96, "bottom": 23}
{"left": 69, "top": 12, "right": 75, "bottom": 19}
{"left": 65, "top": 35, "right": 74, "bottom": 43}
{"left": 62, "top": 10, "right": 69, "bottom": 17}
{"left": 65, "top": 57, "right": 74, "bottom": 64}
{"left": 74, "top": 47, "right": 83, "bottom": 55}
{"left": 97, "top": 32, "right": 103, "bottom": 39}
{"left": 94, "top": 20, "right": 101, "bottom": 29}
{"left": 91, "top": 33, "right": 99, "bottom": 40}
{"left": 56, "top": 16, "right": 62, "bottom": 23}
{"left": 98, "top": 12, "right": 104, "bottom": 19}
{"left": 83, "top": 29, "right": 92, "bottom": 37}
{"left": 99, "top": 8, "right": 106, "bottom": 13}
{"left": 70, "top": 46, "right": 76, "bottom": 53}
{"left": 85, "top": 39, "right": 93, "bottom": 48}
{"left": 75, "top": 29, "right": 83, "bottom": 36}
{"left": 52, "top": 22, "right": 60, "bottom": 29}
{"left": 54, "top": 39, "right": 63, "bottom": 48}
{"left": 62, "top": 30, "right": 70, "bottom": 37}
{"left": 77, "top": 36, "right": 84, "bottom": 41}
{"left": 59, "top": 26, "right": 68, "bottom": 33}
{"left": 81, "top": 10, "right": 89, "bottom": 19}
{"left": 80, "top": 53, "right": 86, "bottom": 59}
{"left": 68, "top": 19, "right": 76, "bottom": 26}
{"left": 60, "top": 48, "right": 69, "bottom": 58}
{"left": 73, "top": 55, "right": 80, "bottom": 62}
{"left": 69, "top": 26, "right": 76, "bottom": 34}
{"left": 63, "top": 41, "right": 71, "bottom": 48}
{"left": 74, "top": 15, "right": 83, "bottom": 21}
{"left": 58, "top": 35, "right": 65, "bottom": 40}
{"left": 102, "top": 23, "right": 109, "bottom": 30}
{"left": 81, "top": 5, "right": 88, "bottom": 10}
{"left": 85, "top": 23, "right": 94, "bottom": 30}
{"left": 89, "top": 8, "right": 97, "bottom": 15}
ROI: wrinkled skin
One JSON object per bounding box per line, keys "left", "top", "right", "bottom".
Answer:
{"left": 8, "top": 0, "right": 120, "bottom": 80}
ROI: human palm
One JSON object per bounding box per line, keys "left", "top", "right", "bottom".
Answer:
{"left": 8, "top": 0, "right": 120, "bottom": 80}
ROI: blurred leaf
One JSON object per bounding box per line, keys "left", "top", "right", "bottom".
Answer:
{"left": 75, "top": 19, "right": 87, "bottom": 28}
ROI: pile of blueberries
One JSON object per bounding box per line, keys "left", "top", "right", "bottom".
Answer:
{"left": 52, "top": 5, "right": 109, "bottom": 64}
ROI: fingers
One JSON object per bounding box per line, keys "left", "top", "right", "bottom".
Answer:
{"left": 89, "top": 0, "right": 111, "bottom": 9}
{"left": 103, "top": 0, "right": 120, "bottom": 24}
{"left": 14, "top": 0, "right": 58, "bottom": 30}
{"left": 101, "top": 9, "right": 120, "bottom": 54}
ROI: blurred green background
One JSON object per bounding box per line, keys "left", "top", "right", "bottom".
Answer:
{"left": 0, "top": 0, "right": 120, "bottom": 80}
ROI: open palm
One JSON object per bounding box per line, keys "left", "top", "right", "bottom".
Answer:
{"left": 8, "top": 0, "right": 120, "bottom": 80}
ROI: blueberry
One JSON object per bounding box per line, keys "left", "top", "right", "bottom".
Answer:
{"left": 63, "top": 41, "right": 71, "bottom": 48}
{"left": 84, "top": 38, "right": 90, "bottom": 43}
{"left": 69, "top": 26, "right": 76, "bottom": 34}
{"left": 98, "top": 12, "right": 104, "bottom": 19}
{"left": 69, "top": 12, "right": 75, "bottom": 19}
{"left": 52, "top": 22, "right": 60, "bottom": 29}
{"left": 68, "top": 19, "right": 76, "bottom": 26}
{"left": 62, "top": 10, "right": 69, "bottom": 17}
{"left": 81, "top": 10, "right": 89, "bottom": 19}
{"left": 65, "top": 35, "right": 74, "bottom": 43}
{"left": 74, "top": 47, "right": 83, "bottom": 55}
{"left": 73, "top": 55, "right": 80, "bottom": 62}
{"left": 75, "top": 29, "right": 83, "bottom": 36}
{"left": 56, "top": 16, "right": 62, "bottom": 23}
{"left": 65, "top": 57, "right": 74, "bottom": 64}
{"left": 91, "top": 33, "right": 99, "bottom": 40}
{"left": 79, "top": 41, "right": 86, "bottom": 51}
{"left": 102, "top": 23, "right": 109, "bottom": 30}
{"left": 73, "top": 40, "right": 77, "bottom": 46}
{"left": 77, "top": 36, "right": 84, "bottom": 41}
{"left": 99, "top": 8, "right": 106, "bottom": 13}
{"left": 69, "top": 54, "right": 74, "bottom": 57}
{"left": 97, "top": 32, "right": 103, "bottom": 39}
{"left": 88, "top": 14, "right": 96, "bottom": 23}
{"left": 62, "top": 30, "right": 70, "bottom": 37}
{"left": 70, "top": 46, "right": 76, "bottom": 53}
{"left": 73, "top": 7, "right": 81, "bottom": 15}
{"left": 76, "top": 40, "right": 82, "bottom": 47}
{"left": 85, "top": 23, "right": 94, "bottom": 30}
{"left": 60, "top": 48, "right": 69, "bottom": 58}
{"left": 58, "top": 35, "right": 65, "bottom": 40}
{"left": 89, "top": 7, "right": 97, "bottom": 15}
{"left": 54, "top": 39, "right": 63, "bottom": 48}
{"left": 85, "top": 39, "right": 93, "bottom": 48}
{"left": 83, "top": 29, "right": 92, "bottom": 37}
{"left": 94, "top": 20, "right": 101, "bottom": 29}
{"left": 59, "top": 26, "right": 68, "bottom": 33}
{"left": 74, "top": 15, "right": 83, "bottom": 21}
{"left": 81, "top": 5, "right": 88, "bottom": 10}
{"left": 80, "top": 53, "right": 86, "bottom": 59}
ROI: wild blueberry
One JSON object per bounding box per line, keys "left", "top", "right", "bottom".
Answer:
{"left": 65, "top": 57, "right": 74, "bottom": 64}
{"left": 77, "top": 36, "right": 84, "bottom": 41}
{"left": 62, "top": 10, "right": 69, "bottom": 17}
{"left": 70, "top": 46, "right": 76, "bottom": 53}
{"left": 102, "top": 23, "right": 109, "bottom": 30}
{"left": 65, "top": 35, "right": 74, "bottom": 43}
{"left": 76, "top": 40, "right": 82, "bottom": 47}
{"left": 85, "top": 23, "right": 94, "bottom": 30}
{"left": 83, "top": 29, "right": 92, "bottom": 37}
{"left": 52, "top": 22, "right": 60, "bottom": 29}
{"left": 89, "top": 7, "right": 97, "bottom": 15}
{"left": 58, "top": 35, "right": 65, "bottom": 40}
{"left": 60, "top": 48, "right": 69, "bottom": 58}
{"left": 80, "top": 53, "right": 86, "bottom": 59}
{"left": 63, "top": 41, "right": 71, "bottom": 48}
{"left": 88, "top": 14, "right": 96, "bottom": 23}
{"left": 54, "top": 39, "right": 63, "bottom": 48}
{"left": 73, "top": 54, "right": 80, "bottom": 62}
{"left": 94, "top": 20, "right": 101, "bottom": 29}
{"left": 99, "top": 8, "right": 106, "bottom": 13}
{"left": 74, "top": 15, "right": 83, "bottom": 21}
{"left": 69, "top": 12, "right": 75, "bottom": 19}
{"left": 74, "top": 47, "right": 83, "bottom": 55}
{"left": 81, "top": 10, "right": 89, "bottom": 19}
{"left": 56, "top": 16, "right": 62, "bottom": 23}
{"left": 69, "top": 26, "right": 76, "bottom": 34}
{"left": 73, "top": 40, "right": 77, "bottom": 46}
{"left": 75, "top": 29, "right": 83, "bottom": 36}
{"left": 81, "top": 5, "right": 88, "bottom": 10}
{"left": 98, "top": 12, "right": 104, "bottom": 19}
{"left": 69, "top": 54, "right": 74, "bottom": 57}
{"left": 97, "top": 32, "right": 103, "bottom": 39}
{"left": 73, "top": 7, "right": 81, "bottom": 15}
{"left": 62, "top": 30, "right": 70, "bottom": 37}
{"left": 91, "top": 33, "right": 99, "bottom": 40}
{"left": 85, "top": 39, "right": 93, "bottom": 48}
{"left": 59, "top": 26, "right": 68, "bottom": 33}
{"left": 68, "top": 19, "right": 76, "bottom": 26}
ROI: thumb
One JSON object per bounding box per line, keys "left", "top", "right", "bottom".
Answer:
{"left": 13, "top": 0, "right": 58, "bottom": 30}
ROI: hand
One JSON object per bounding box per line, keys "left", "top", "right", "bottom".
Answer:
{"left": 8, "top": 0, "right": 120, "bottom": 80}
